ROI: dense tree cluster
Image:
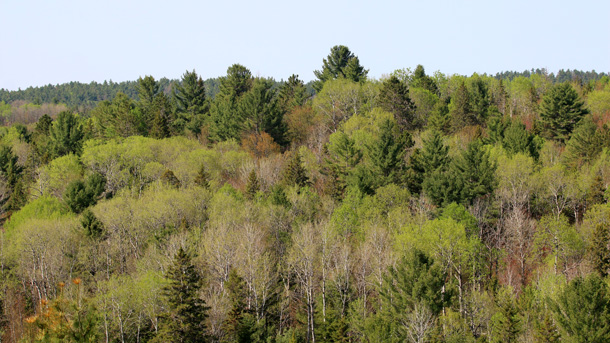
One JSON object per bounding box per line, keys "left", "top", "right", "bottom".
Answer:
{"left": 1, "top": 45, "right": 610, "bottom": 342}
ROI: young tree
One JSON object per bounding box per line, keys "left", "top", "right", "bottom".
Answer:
{"left": 277, "top": 74, "right": 307, "bottom": 114}
{"left": 366, "top": 119, "right": 410, "bottom": 187}
{"left": 156, "top": 248, "right": 209, "bottom": 343}
{"left": 282, "top": 151, "right": 310, "bottom": 189}
{"left": 539, "top": 82, "right": 589, "bottom": 142}
{"left": 449, "top": 81, "right": 475, "bottom": 132}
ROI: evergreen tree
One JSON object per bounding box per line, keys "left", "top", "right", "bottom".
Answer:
{"left": 412, "top": 64, "right": 439, "bottom": 94}
{"left": 174, "top": 70, "right": 208, "bottom": 135}
{"left": 449, "top": 139, "right": 497, "bottom": 205}
{"left": 277, "top": 74, "right": 307, "bottom": 114}
{"left": 81, "top": 208, "right": 105, "bottom": 239}
{"left": 245, "top": 169, "right": 260, "bottom": 200}
{"left": 469, "top": 75, "right": 490, "bottom": 125}
{"left": 502, "top": 120, "right": 541, "bottom": 159}
{"left": 449, "top": 81, "right": 475, "bottom": 132}
{"left": 64, "top": 174, "right": 106, "bottom": 214}
{"left": 156, "top": 248, "right": 209, "bottom": 343}
{"left": 161, "top": 169, "right": 181, "bottom": 189}
{"left": 366, "top": 119, "right": 411, "bottom": 188}
{"left": 378, "top": 76, "right": 416, "bottom": 131}
{"left": 539, "top": 82, "right": 589, "bottom": 143}
{"left": 209, "top": 64, "right": 252, "bottom": 141}
{"left": 137, "top": 75, "right": 160, "bottom": 109}
{"left": 590, "top": 224, "right": 610, "bottom": 277}
{"left": 322, "top": 132, "right": 363, "bottom": 199}
{"left": 194, "top": 165, "right": 210, "bottom": 189}
{"left": 240, "top": 78, "right": 287, "bottom": 146}
{"left": 533, "top": 310, "right": 561, "bottom": 343}
{"left": 549, "top": 274, "right": 610, "bottom": 342}
{"left": 490, "top": 288, "right": 521, "bottom": 343}
{"left": 313, "top": 45, "right": 368, "bottom": 92}
{"left": 50, "top": 111, "right": 84, "bottom": 157}
{"left": 563, "top": 116, "right": 602, "bottom": 169}
{"left": 282, "top": 151, "right": 310, "bottom": 188}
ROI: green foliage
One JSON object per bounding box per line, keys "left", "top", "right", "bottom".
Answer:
{"left": 539, "top": 82, "right": 589, "bottom": 142}
{"left": 277, "top": 74, "right": 307, "bottom": 114}
{"left": 283, "top": 151, "right": 311, "bottom": 188}
{"left": 449, "top": 81, "right": 474, "bottom": 131}
{"left": 323, "top": 131, "right": 363, "bottom": 199}
{"left": 80, "top": 208, "right": 104, "bottom": 239}
{"left": 549, "top": 274, "right": 610, "bottom": 342}
{"left": 563, "top": 116, "right": 603, "bottom": 169}
{"left": 449, "top": 139, "right": 497, "bottom": 205}
{"left": 194, "top": 164, "right": 210, "bottom": 189}
{"left": 365, "top": 119, "right": 410, "bottom": 188}
{"left": 156, "top": 248, "right": 209, "bottom": 343}
{"left": 378, "top": 76, "right": 416, "bottom": 130}
{"left": 490, "top": 287, "right": 521, "bottom": 343}
{"left": 161, "top": 169, "right": 181, "bottom": 189}
{"left": 240, "top": 78, "right": 286, "bottom": 146}
{"left": 64, "top": 173, "right": 106, "bottom": 214}
{"left": 245, "top": 169, "right": 260, "bottom": 200}
{"left": 412, "top": 64, "right": 439, "bottom": 94}
{"left": 174, "top": 70, "right": 208, "bottom": 135}
{"left": 313, "top": 45, "right": 368, "bottom": 92}
{"left": 49, "top": 111, "right": 84, "bottom": 157}
{"left": 590, "top": 224, "right": 610, "bottom": 277}
{"left": 4, "top": 195, "right": 70, "bottom": 237}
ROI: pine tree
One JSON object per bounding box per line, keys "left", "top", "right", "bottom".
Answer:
{"left": 412, "top": 64, "right": 439, "bottom": 94}
{"left": 591, "top": 224, "right": 610, "bottom": 277}
{"left": 313, "top": 45, "right": 368, "bottom": 92}
{"left": 563, "top": 116, "right": 602, "bottom": 169}
{"left": 194, "top": 165, "right": 210, "bottom": 189}
{"left": 490, "top": 289, "right": 522, "bottom": 343}
{"left": 539, "top": 82, "right": 589, "bottom": 143}
{"left": 277, "top": 74, "right": 307, "bottom": 114}
{"left": 378, "top": 76, "right": 416, "bottom": 131}
{"left": 50, "top": 111, "right": 83, "bottom": 157}
{"left": 282, "top": 151, "right": 310, "bottom": 188}
{"left": 450, "top": 139, "right": 497, "bottom": 205}
{"left": 240, "top": 78, "right": 287, "bottom": 146}
{"left": 161, "top": 169, "right": 181, "bottom": 189}
{"left": 449, "top": 81, "right": 474, "bottom": 132}
{"left": 245, "top": 169, "right": 260, "bottom": 200}
{"left": 322, "top": 132, "right": 363, "bottom": 199}
{"left": 174, "top": 70, "right": 208, "bottom": 135}
{"left": 366, "top": 119, "right": 410, "bottom": 187}
{"left": 156, "top": 248, "right": 209, "bottom": 343}
{"left": 209, "top": 64, "right": 252, "bottom": 142}
{"left": 81, "top": 208, "right": 104, "bottom": 239}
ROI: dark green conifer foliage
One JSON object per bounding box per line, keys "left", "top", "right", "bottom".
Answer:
{"left": 539, "top": 82, "right": 589, "bottom": 143}
{"left": 209, "top": 64, "right": 252, "bottom": 141}
{"left": 412, "top": 64, "right": 439, "bottom": 94}
{"left": 323, "top": 132, "right": 363, "bottom": 199}
{"left": 450, "top": 139, "right": 497, "bottom": 205}
{"left": 6, "top": 180, "right": 27, "bottom": 212}
{"left": 245, "top": 169, "right": 260, "bottom": 200}
{"left": 269, "top": 184, "right": 290, "bottom": 208}
{"left": 277, "top": 74, "right": 307, "bottom": 114}
{"left": 150, "top": 106, "right": 171, "bottom": 139}
{"left": 157, "top": 248, "right": 209, "bottom": 343}
{"left": 313, "top": 45, "right": 368, "bottom": 92}
{"left": 590, "top": 224, "right": 610, "bottom": 277}
{"left": 378, "top": 76, "right": 416, "bottom": 131}
{"left": 420, "top": 130, "right": 452, "bottom": 204}
{"left": 194, "top": 165, "right": 210, "bottom": 189}
{"left": 549, "top": 274, "right": 610, "bottom": 342}
{"left": 222, "top": 269, "right": 254, "bottom": 343}
{"left": 502, "top": 121, "right": 537, "bottom": 158}
{"left": 34, "top": 114, "right": 53, "bottom": 136}
{"left": 282, "top": 151, "right": 310, "bottom": 188}
{"left": 404, "top": 148, "right": 425, "bottom": 195}
{"left": 0, "top": 146, "right": 23, "bottom": 188}
{"left": 587, "top": 173, "right": 606, "bottom": 206}
{"left": 64, "top": 173, "right": 106, "bottom": 214}
{"left": 469, "top": 75, "right": 490, "bottom": 124}
{"left": 490, "top": 290, "right": 522, "bottom": 343}
{"left": 161, "top": 169, "right": 181, "bottom": 189}
{"left": 563, "top": 116, "right": 602, "bottom": 169}
{"left": 174, "top": 70, "right": 208, "bottom": 135}
{"left": 240, "top": 78, "right": 287, "bottom": 146}
{"left": 533, "top": 310, "right": 561, "bottom": 343}
{"left": 81, "top": 208, "right": 104, "bottom": 239}
{"left": 449, "top": 81, "right": 474, "bottom": 132}
{"left": 50, "top": 111, "right": 83, "bottom": 157}
{"left": 137, "top": 75, "right": 160, "bottom": 107}
{"left": 366, "top": 119, "right": 410, "bottom": 187}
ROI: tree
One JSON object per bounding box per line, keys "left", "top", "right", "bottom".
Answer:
{"left": 277, "top": 74, "right": 307, "bottom": 114}
{"left": 240, "top": 78, "right": 287, "bottom": 146}
{"left": 313, "top": 45, "right": 368, "bottom": 92}
{"left": 411, "top": 65, "right": 438, "bottom": 95}
{"left": 366, "top": 119, "right": 410, "bottom": 187}
{"left": 563, "top": 116, "right": 603, "bottom": 169}
{"left": 590, "top": 224, "right": 610, "bottom": 277}
{"left": 450, "top": 139, "right": 497, "bottom": 205}
{"left": 81, "top": 208, "right": 105, "bottom": 239}
{"left": 539, "top": 82, "right": 589, "bottom": 142}
{"left": 245, "top": 169, "right": 260, "bottom": 200}
{"left": 63, "top": 173, "right": 106, "bottom": 213}
{"left": 174, "top": 70, "right": 208, "bottom": 135}
{"left": 282, "top": 151, "right": 310, "bottom": 188}
{"left": 50, "top": 111, "right": 83, "bottom": 157}
{"left": 549, "top": 274, "right": 610, "bottom": 342}
{"left": 378, "top": 76, "right": 416, "bottom": 131}
{"left": 156, "top": 248, "right": 209, "bottom": 343}
{"left": 194, "top": 165, "right": 210, "bottom": 189}
{"left": 449, "top": 81, "right": 475, "bottom": 132}
{"left": 209, "top": 64, "right": 252, "bottom": 141}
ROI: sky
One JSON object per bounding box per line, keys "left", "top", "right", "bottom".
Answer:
{"left": 1, "top": 0, "right": 609, "bottom": 91}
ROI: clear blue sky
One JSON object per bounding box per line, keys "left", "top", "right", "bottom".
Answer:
{"left": 1, "top": 0, "right": 609, "bottom": 90}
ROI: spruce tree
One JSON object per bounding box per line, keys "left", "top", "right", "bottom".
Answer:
{"left": 245, "top": 169, "right": 260, "bottom": 200}
{"left": 50, "top": 111, "right": 84, "bottom": 157}
{"left": 378, "top": 76, "right": 416, "bottom": 131}
{"left": 194, "top": 165, "right": 210, "bottom": 189}
{"left": 449, "top": 81, "right": 474, "bottom": 132}
{"left": 539, "top": 82, "right": 589, "bottom": 143}
{"left": 450, "top": 139, "right": 497, "bottom": 205}
{"left": 174, "top": 70, "right": 208, "bottom": 135}
{"left": 412, "top": 64, "right": 439, "bottom": 94}
{"left": 156, "top": 248, "right": 209, "bottom": 343}
{"left": 282, "top": 151, "right": 310, "bottom": 188}
{"left": 277, "top": 74, "right": 307, "bottom": 114}
{"left": 313, "top": 45, "right": 368, "bottom": 92}
{"left": 563, "top": 116, "right": 602, "bottom": 169}
{"left": 366, "top": 119, "right": 410, "bottom": 187}
{"left": 81, "top": 208, "right": 104, "bottom": 239}
{"left": 591, "top": 224, "right": 610, "bottom": 277}
{"left": 161, "top": 169, "right": 181, "bottom": 189}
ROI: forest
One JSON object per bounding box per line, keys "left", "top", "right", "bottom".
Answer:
{"left": 1, "top": 45, "right": 610, "bottom": 342}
